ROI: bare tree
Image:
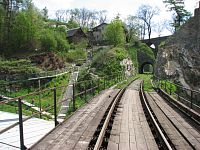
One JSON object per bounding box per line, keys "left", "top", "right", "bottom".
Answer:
{"left": 97, "top": 10, "right": 107, "bottom": 24}
{"left": 125, "top": 15, "right": 140, "bottom": 42}
{"left": 164, "top": 19, "right": 175, "bottom": 34}
{"left": 137, "top": 4, "right": 160, "bottom": 40}
{"left": 154, "top": 21, "right": 165, "bottom": 37}
{"left": 55, "top": 9, "right": 65, "bottom": 22}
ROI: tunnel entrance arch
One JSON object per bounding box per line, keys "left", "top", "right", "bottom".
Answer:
{"left": 140, "top": 62, "right": 154, "bottom": 74}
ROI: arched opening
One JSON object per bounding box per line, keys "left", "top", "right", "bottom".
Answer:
{"left": 140, "top": 62, "right": 154, "bottom": 74}
{"left": 150, "top": 44, "right": 155, "bottom": 49}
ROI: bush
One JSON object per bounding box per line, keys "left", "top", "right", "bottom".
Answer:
{"left": 65, "top": 49, "right": 87, "bottom": 63}
{"left": 55, "top": 33, "right": 70, "bottom": 52}
{"left": 40, "top": 29, "right": 57, "bottom": 51}
{"left": 92, "top": 47, "right": 127, "bottom": 77}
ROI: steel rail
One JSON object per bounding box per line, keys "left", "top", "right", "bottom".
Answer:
{"left": 93, "top": 88, "right": 125, "bottom": 150}
{"left": 140, "top": 81, "right": 173, "bottom": 150}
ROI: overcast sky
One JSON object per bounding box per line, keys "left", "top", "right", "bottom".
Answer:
{"left": 33, "top": 0, "right": 199, "bottom": 37}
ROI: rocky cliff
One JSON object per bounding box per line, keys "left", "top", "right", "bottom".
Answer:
{"left": 155, "top": 6, "right": 200, "bottom": 91}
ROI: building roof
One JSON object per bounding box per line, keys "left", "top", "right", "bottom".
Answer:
{"left": 67, "top": 27, "right": 82, "bottom": 37}
{"left": 92, "top": 23, "right": 108, "bottom": 30}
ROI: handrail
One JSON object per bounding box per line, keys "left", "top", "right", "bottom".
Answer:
{"left": 153, "top": 75, "right": 200, "bottom": 93}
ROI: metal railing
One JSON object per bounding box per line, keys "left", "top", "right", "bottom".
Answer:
{"left": 152, "top": 76, "right": 200, "bottom": 112}
{"left": 0, "top": 72, "right": 127, "bottom": 150}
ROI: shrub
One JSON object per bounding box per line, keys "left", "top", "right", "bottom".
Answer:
{"left": 40, "top": 29, "right": 57, "bottom": 51}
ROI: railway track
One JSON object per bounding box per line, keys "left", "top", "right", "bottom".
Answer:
{"left": 88, "top": 85, "right": 127, "bottom": 149}
{"left": 31, "top": 79, "right": 200, "bottom": 150}
{"left": 88, "top": 80, "right": 200, "bottom": 150}
{"left": 141, "top": 82, "right": 200, "bottom": 150}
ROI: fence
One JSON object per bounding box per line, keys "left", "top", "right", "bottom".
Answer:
{"left": 152, "top": 76, "right": 200, "bottom": 113}
{"left": 0, "top": 71, "right": 126, "bottom": 150}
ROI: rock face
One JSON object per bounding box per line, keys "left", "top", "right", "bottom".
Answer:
{"left": 155, "top": 6, "right": 200, "bottom": 91}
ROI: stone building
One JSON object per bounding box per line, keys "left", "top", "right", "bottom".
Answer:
{"left": 87, "top": 23, "right": 108, "bottom": 46}
{"left": 66, "top": 27, "right": 88, "bottom": 44}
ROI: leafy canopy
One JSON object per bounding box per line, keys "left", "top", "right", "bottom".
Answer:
{"left": 105, "top": 18, "right": 126, "bottom": 46}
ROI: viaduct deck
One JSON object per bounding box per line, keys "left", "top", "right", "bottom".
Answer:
{"left": 30, "top": 80, "right": 200, "bottom": 150}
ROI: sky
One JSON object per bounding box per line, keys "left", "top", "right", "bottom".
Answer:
{"left": 33, "top": 0, "right": 199, "bottom": 37}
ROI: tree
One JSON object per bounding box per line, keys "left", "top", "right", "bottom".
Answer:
{"left": 163, "top": 0, "right": 192, "bottom": 31}
{"left": 105, "top": 18, "right": 125, "bottom": 46}
{"left": 42, "top": 7, "right": 48, "bottom": 21}
{"left": 137, "top": 4, "right": 160, "bottom": 40}
{"left": 154, "top": 21, "right": 166, "bottom": 37}
{"left": 125, "top": 15, "right": 140, "bottom": 43}
{"left": 9, "top": 1, "right": 42, "bottom": 52}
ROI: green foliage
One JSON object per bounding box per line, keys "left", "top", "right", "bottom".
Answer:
{"left": 160, "top": 80, "right": 177, "bottom": 94}
{"left": 136, "top": 42, "right": 155, "bottom": 60}
{"left": 92, "top": 47, "right": 127, "bottom": 77}
{"left": 66, "top": 19, "right": 79, "bottom": 29}
{"left": 138, "top": 74, "right": 154, "bottom": 92}
{"left": 0, "top": 1, "right": 70, "bottom": 56}
{"left": 126, "top": 47, "right": 138, "bottom": 70}
{"left": 115, "top": 76, "right": 138, "bottom": 89}
{"left": 65, "top": 49, "right": 87, "bottom": 63}
{"left": 105, "top": 19, "right": 126, "bottom": 46}
{"left": 158, "top": 41, "right": 166, "bottom": 48}
{"left": 55, "top": 33, "right": 70, "bottom": 52}
{"left": 0, "top": 59, "right": 41, "bottom": 74}
{"left": 40, "top": 29, "right": 57, "bottom": 51}
{"left": 163, "top": 0, "right": 192, "bottom": 30}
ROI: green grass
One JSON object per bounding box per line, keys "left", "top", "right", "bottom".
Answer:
{"left": 115, "top": 76, "right": 138, "bottom": 89}
{"left": 137, "top": 74, "right": 154, "bottom": 92}
{"left": 0, "top": 59, "right": 41, "bottom": 75}
{"left": 0, "top": 73, "right": 70, "bottom": 116}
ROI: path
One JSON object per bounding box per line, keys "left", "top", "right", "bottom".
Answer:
{"left": 57, "top": 68, "right": 79, "bottom": 122}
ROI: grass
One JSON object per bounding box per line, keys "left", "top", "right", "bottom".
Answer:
{"left": 137, "top": 74, "right": 154, "bottom": 92}
{"left": 115, "top": 76, "right": 138, "bottom": 89}
{"left": 0, "top": 73, "right": 70, "bottom": 116}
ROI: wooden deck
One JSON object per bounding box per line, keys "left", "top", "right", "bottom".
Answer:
{"left": 107, "top": 80, "right": 158, "bottom": 150}
{"left": 30, "top": 89, "right": 120, "bottom": 150}
{"left": 147, "top": 92, "right": 200, "bottom": 149}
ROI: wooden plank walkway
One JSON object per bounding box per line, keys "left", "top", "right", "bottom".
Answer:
{"left": 30, "top": 89, "right": 120, "bottom": 150}
{"left": 107, "top": 80, "right": 158, "bottom": 150}
{"left": 147, "top": 92, "right": 200, "bottom": 149}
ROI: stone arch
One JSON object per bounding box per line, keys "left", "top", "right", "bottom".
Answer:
{"left": 140, "top": 62, "right": 154, "bottom": 74}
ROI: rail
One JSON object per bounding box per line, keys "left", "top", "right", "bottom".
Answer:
{"left": 88, "top": 78, "right": 138, "bottom": 149}
{"left": 139, "top": 81, "right": 173, "bottom": 150}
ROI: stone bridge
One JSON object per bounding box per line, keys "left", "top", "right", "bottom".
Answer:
{"left": 141, "top": 36, "right": 170, "bottom": 56}
{"left": 138, "top": 36, "right": 170, "bottom": 73}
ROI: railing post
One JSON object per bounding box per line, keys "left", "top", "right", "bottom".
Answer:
{"left": 104, "top": 77, "right": 106, "bottom": 90}
{"left": 38, "top": 79, "right": 41, "bottom": 118}
{"left": 73, "top": 83, "right": 75, "bottom": 111}
{"left": 92, "top": 80, "right": 95, "bottom": 96}
{"left": 18, "top": 98, "right": 26, "bottom": 150}
{"left": 84, "top": 81, "right": 87, "bottom": 102}
{"left": 169, "top": 82, "right": 172, "bottom": 95}
{"left": 9, "top": 83, "right": 11, "bottom": 96}
{"left": 177, "top": 88, "right": 180, "bottom": 101}
{"left": 98, "top": 78, "right": 100, "bottom": 94}
{"left": 190, "top": 91, "right": 193, "bottom": 109}
{"left": 53, "top": 87, "right": 59, "bottom": 126}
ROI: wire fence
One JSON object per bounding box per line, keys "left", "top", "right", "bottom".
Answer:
{"left": 0, "top": 71, "right": 127, "bottom": 149}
